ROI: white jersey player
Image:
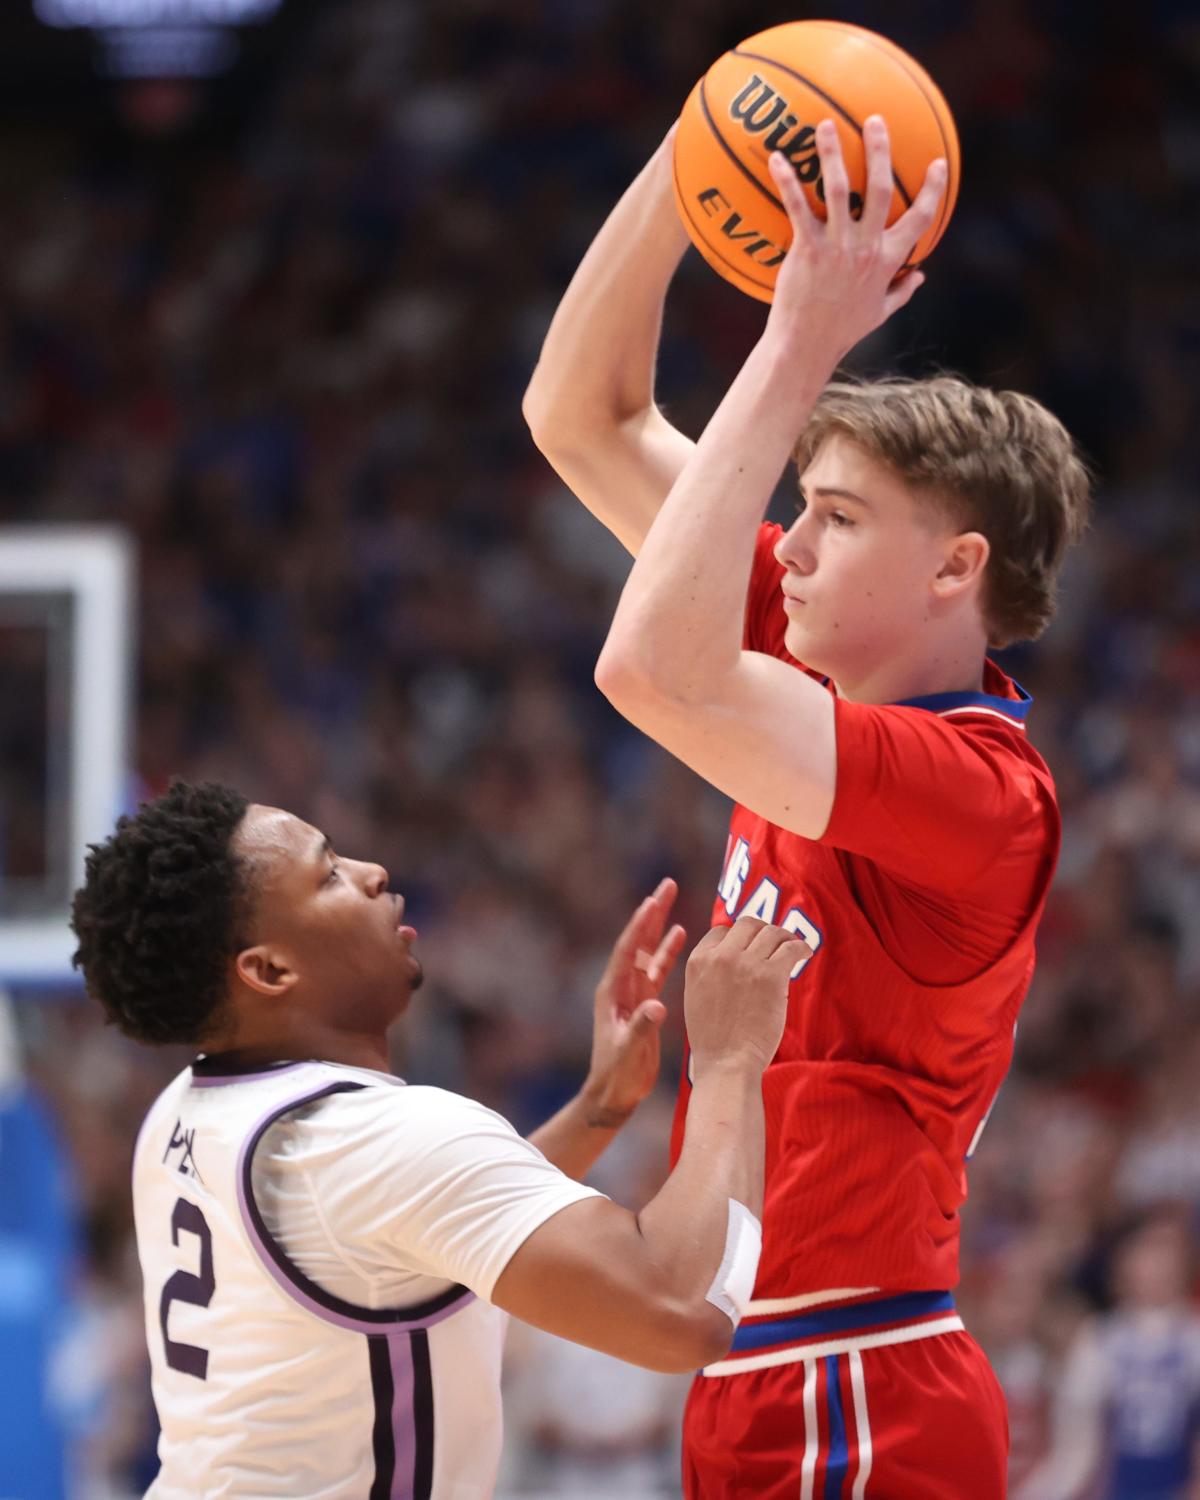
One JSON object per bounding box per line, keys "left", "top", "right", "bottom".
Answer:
{"left": 134, "top": 1059, "right": 589, "bottom": 1497}
{"left": 72, "top": 781, "right": 806, "bottom": 1498}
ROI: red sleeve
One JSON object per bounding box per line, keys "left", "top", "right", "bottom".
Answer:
{"left": 821, "top": 696, "right": 1060, "bottom": 894}
{"left": 743, "top": 522, "right": 791, "bottom": 658}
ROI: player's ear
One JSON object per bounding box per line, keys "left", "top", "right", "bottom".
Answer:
{"left": 234, "top": 945, "right": 299, "bottom": 998}
{"left": 933, "top": 530, "right": 989, "bottom": 601}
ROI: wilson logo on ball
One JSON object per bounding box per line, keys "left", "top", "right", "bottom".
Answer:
{"left": 729, "top": 74, "right": 863, "bottom": 216}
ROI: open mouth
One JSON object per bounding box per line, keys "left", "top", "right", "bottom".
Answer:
{"left": 392, "top": 894, "right": 417, "bottom": 942}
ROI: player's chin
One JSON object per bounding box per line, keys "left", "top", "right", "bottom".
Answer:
{"left": 385, "top": 955, "right": 424, "bottom": 1014}
{"left": 784, "top": 619, "right": 821, "bottom": 666}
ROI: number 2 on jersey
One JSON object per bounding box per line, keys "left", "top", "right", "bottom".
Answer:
{"left": 160, "top": 1197, "right": 215, "bottom": 1379}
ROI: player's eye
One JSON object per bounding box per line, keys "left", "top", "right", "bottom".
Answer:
{"left": 325, "top": 863, "right": 341, "bottom": 884}
{"left": 830, "top": 510, "right": 853, "bottom": 528}
{"left": 793, "top": 493, "right": 808, "bottom": 515}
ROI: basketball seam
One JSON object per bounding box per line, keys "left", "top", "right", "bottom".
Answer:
{"left": 816, "top": 21, "right": 957, "bottom": 257}
{"left": 699, "top": 75, "right": 786, "bottom": 215}
{"left": 671, "top": 150, "right": 775, "bottom": 296}
{"left": 731, "top": 47, "right": 913, "bottom": 209}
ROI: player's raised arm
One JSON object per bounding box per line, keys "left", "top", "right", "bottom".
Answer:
{"left": 491, "top": 921, "right": 805, "bottom": 1373}
{"left": 521, "top": 129, "right": 696, "bottom": 557}
{"left": 594, "top": 119, "right": 947, "bottom": 837}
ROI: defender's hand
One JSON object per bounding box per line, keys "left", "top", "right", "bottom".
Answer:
{"left": 583, "top": 879, "right": 687, "bottom": 1125}
{"left": 765, "top": 115, "right": 947, "bottom": 362}
{"left": 685, "top": 919, "right": 811, "bottom": 1075}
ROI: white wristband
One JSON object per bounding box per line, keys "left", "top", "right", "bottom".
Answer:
{"left": 705, "top": 1198, "right": 763, "bottom": 1328}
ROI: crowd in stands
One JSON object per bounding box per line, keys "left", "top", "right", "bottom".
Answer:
{"left": 3, "top": 0, "right": 1199, "bottom": 1493}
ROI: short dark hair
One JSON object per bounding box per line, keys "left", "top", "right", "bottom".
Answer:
{"left": 71, "top": 780, "right": 252, "bottom": 1045}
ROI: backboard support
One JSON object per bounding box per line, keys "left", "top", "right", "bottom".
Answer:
{"left": 0, "top": 527, "right": 133, "bottom": 986}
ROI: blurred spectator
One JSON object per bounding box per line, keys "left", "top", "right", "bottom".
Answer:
{"left": 501, "top": 1323, "right": 687, "bottom": 1498}
{"left": 1015, "top": 1209, "right": 1200, "bottom": 1500}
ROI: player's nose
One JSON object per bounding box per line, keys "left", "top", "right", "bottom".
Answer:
{"left": 774, "top": 518, "right": 817, "bottom": 575}
{"left": 352, "top": 860, "right": 389, "bottom": 896}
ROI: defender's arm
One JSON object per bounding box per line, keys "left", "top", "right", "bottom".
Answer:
{"left": 494, "top": 922, "right": 802, "bottom": 1373}
{"left": 494, "top": 1057, "right": 764, "bottom": 1372}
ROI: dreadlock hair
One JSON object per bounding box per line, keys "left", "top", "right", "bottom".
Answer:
{"left": 71, "top": 780, "right": 252, "bottom": 1045}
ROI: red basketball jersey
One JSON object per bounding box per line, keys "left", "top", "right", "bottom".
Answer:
{"left": 669, "top": 523, "right": 1061, "bottom": 1297}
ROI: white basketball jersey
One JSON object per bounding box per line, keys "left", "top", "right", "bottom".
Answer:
{"left": 133, "top": 1056, "right": 600, "bottom": 1498}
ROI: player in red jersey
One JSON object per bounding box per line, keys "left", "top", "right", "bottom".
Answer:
{"left": 524, "top": 116, "right": 1091, "bottom": 1499}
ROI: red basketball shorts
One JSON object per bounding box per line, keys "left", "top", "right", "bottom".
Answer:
{"left": 682, "top": 1292, "right": 1009, "bottom": 1499}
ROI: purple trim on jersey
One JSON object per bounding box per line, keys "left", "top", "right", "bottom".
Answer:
{"left": 366, "top": 1331, "right": 434, "bottom": 1500}
{"left": 191, "top": 1054, "right": 406, "bottom": 1088}
{"left": 387, "top": 1336, "right": 416, "bottom": 1498}
{"left": 236, "top": 1080, "right": 477, "bottom": 1335}
{"left": 409, "top": 1329, "right": 434, "bottom": 1499}
{"left": 894, "top": 678, "right": 1033, "bottom": 722}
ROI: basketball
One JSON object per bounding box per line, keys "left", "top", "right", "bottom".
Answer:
{"left": 672, "top": 20, "right": 960, "bottom": 303}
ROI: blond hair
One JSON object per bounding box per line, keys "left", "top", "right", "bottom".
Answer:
{"left": 794, "top": 375, "right": 1093, "bottom": 646}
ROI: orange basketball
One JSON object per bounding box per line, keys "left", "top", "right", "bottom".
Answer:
{"left": 672, "top": 20, "right": 960, "bottom": 303}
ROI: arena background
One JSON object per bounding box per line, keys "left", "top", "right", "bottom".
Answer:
{"left": 1, "top": 1, "right": 1198, "bottom": 1495}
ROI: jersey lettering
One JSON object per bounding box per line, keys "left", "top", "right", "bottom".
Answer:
{"left": 719, "top": 837, "right": 751, "bottom": 916}
{"left": 780, "top": 905, "right": 822, "bottom": 977}
{"left": 163, "top": 1119, "right": 204, "bottom": 1184}
{"left": 160, "top": 1197, "right": 215, "bottom": 1379}
{"left": 739, "top": 877, "right": 780, "bottom": 924}
{"left": 720, "top": 842, "right": 824, "bottom": 977}
{"left": 688, "top": 865, "right": 823, "bottom": 1082}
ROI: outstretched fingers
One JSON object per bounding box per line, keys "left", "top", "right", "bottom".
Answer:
{"left": 628, "top": 997, "right": 668, "bottom": 1036}
{"left": 858, "top": 115, "right": 896, "bottom": 238}
{"left": 882, "top": 268, "right": 927, "bottom": 319}
{"left": 812, "top": 118, "right": 852, "bottom": 235}
{"left": 771, "top": 116, "right": 927, "bottom": 253}
{"left": 607, "top": 896, "right": 654, "bottom": 974}
{"left": 885, "top": 154, "right": 947, "bottom": 261}
{"left": 768, "top": 149, "right": 821, "bottom": 251}
{"left": 612, "top": 878, "right": 675, "bottom": 964}
{"left": 645, "top": 922, "right": 688, "bottom": 988}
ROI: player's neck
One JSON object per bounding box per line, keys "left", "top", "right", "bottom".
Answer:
{"left": 198, "top": 1027, "right": 392, "bottom": 1076}
{"left": 832, "top": 628, "right": 988, "bottom": 706}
